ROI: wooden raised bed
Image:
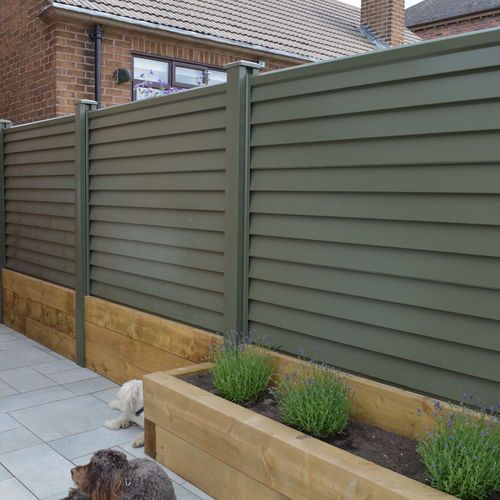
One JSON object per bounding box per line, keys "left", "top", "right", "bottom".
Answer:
{"left": 144, "top": 354, "right": 461, "bottom": 500}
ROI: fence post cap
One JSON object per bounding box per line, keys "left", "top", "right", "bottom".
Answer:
{"left": 0, "top": 119, "right": 12, "bottom": 127}
{"left": 78, "top": 99, "right": 98, "bottom": 106}
{"left": 224, "top": 60, "right": 264, "bottom": 70}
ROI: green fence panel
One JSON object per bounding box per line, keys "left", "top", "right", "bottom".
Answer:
{"left": 3, "top": 116, "right": 77, "bottom": 288}
{"left": 246, "top": 29, "right": 500, "bottom": 403}
{"left": 87, "top": 85, "right": 227, "bottom": 332}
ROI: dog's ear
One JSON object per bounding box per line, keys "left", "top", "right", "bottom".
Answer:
{"left": 87, "top": 449, "right": 128, "bottom": 500}
{"left": 129, "top": 380, "right": 144, "bottom": 411}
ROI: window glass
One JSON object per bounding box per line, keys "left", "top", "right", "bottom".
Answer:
{"left": 175, "top": 65, "right": 205, "bottom": 86}
{"left": 207, "top": 70, "right": 227, "bottom": 85}
{"left": 134, "top": 57, "right": 169, "bottom": 84}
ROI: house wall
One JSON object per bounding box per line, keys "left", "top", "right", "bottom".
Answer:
{"left": 0, "top": 5, "right": 297, "bottom": 124}
{"left": 0, "top": 0, "right": 57, "bottom": 124}
{"left": 409, "top": 9, "right": 500, "bottom": 39}
{"left": 53, "top": 20, "right": 294, "bottom": 116}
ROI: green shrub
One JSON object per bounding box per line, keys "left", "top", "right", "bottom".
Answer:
{"left": 274, "top": 363, "right": 350, "bottom": 438}
{"left": 417, "top": 403, "right": 500, "bottom": 499}
{"left": 211, "top": 336, "right": 274, "bottom": 404}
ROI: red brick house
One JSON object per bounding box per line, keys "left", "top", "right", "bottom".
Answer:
{"left": 1, "top": 0, "right": 418, "bottom": 124}
{"left": 406, "top": 0, "right": 500, "bottom": 39}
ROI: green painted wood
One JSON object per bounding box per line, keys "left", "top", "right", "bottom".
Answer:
{"left": 88, "top": 87, "right": 228, "bottom": 332}
{"left": 3, "top": 115, "right": 77, "bottom": 289}
{"left": 90, "top": 281, "right": 223, "bottom": 332}
{"left": 247, "top": 29, "right": 500, "bottom": 404}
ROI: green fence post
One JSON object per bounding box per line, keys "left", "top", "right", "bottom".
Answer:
{"left": 75, "top": 100, "right": 97, "bottom": 367}
{"left": 224, "top": 61, "right": 262, "bottom": 335}
{"left": 0, "top": 119, "right": 12, "bottom": 324}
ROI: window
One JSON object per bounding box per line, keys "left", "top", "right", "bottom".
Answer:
{"left": 132, "top": 56, "right": 227, "bottom": 101}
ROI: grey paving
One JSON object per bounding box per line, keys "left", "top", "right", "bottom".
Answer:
{"left": 0, "top": 325, "right": 211, "bottom": 499}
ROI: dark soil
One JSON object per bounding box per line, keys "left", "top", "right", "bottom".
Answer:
{"left": 183, "top": 371, "right": 500, "bottom": 500}
{"left": 184, "top": 372, "right": 426, "bottom": 481}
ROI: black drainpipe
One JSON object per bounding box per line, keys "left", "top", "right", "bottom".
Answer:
{"left": 93, "top": 24, "right": 102, "bottom": 108}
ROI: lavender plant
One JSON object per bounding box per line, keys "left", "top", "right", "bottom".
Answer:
{"left": 211, "top": 335, "right": 274, "bottom": 404}
{"left": 417, "top": 402, "right": 500, "bottom": 499}
{"left": 273, "top": 363, "right": 350, "bottom": 438}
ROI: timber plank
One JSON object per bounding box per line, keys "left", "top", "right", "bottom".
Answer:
{"left": 85, "top": 339, "right": 148, "bottom": 383}
{"left": 84, "top": 296, "right": 220, "bottom": 362}
{"left": 156, "top": 426, "right": 288, "bottom": 500}
{"left": 25, "top": 317, "right": 75, "bottom": 360}
{"left": 145, "top": 372, "right": 451, "bottom": 500}
{"left": 85, "top": 322, "right": 191, "bottom": 382}
{"left": 2, "top": 269, "right": 74, "bottom": 314}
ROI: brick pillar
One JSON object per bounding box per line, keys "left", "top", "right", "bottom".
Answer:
{"left": 361, "top": 0, "right": 405, "bottom": 46}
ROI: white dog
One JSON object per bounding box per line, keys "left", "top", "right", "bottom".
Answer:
{"left": 103, "top": 379, "right": 145, "bottom": 448}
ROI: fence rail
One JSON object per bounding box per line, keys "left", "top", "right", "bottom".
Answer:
{"left": 1, "top": 28, "right": 499, "bottom": 403}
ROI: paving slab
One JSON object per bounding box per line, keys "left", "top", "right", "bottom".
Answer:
{"left": 11, "top": 394, "right": 118, "bottom": 441}
{"left": 0, "top": 367, "right": 57, "bottom": 393}
{"left": 31, "top": 360, "right": 78, "bottom": 375}
{"left": 64, "top": 375, "right": 118, "bottom": 395}
{"left": 0, "top": 477, "right": 37, "bottom": 499}
{"left": 0, "top": 427, "right": 42, "bottom": 455}
{"left": 0, "top": 385, "right": 74, "bottom": 414}
{"left": 0, "top": 443, "right": 74, "bottom": 498}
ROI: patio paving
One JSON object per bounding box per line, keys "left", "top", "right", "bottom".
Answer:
{"left": 0, "top": 324, "right": 211, "bottom": 500}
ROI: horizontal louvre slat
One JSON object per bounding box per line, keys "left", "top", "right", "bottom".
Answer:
{"left": 91, "top": 281, "right": 223, "bottom": 332}
{"left": 250, "top": 192, "right": 500, "bottom": 225}
{"left": 252, "top": 101, "right": 500, "bottom": 145}
{"left": 7, "top": 235, "right": 75, "bottom": 260}
{"left": 251, "top": 69, "right": 500, "bottom": 124}
{"left": 89, "top": 191, "right": 224, "bottom": 212}
{"left": 249, "top": 258, "right": 500, "bottom": 320}
{"left": 90, "top": 108, "right": 225, "bottom": 145}
{"left": 89, "top": 129, "right": 225, "bottom": 160}
{"left": 250, "top": 236, "right": 500, "bottom": 290}
{"left": 6, "top": 258, "right": 75, "bottom": 289}
{"left": 251, "top": 132, "right": 500, "bottom": 169}
{"left": 6, "top": 201, "right": 75, "bottom": 218}
{"left": 90, "top": 237, "right": 223, "bottom": 273}
{"left": 90, "top": 221, "right": 224, "bottom": 252}
{"left": 248, "top": 300, "right": 499, "bottom": 382}
{"left": 90, "top": 150, "right": 225, "bottom": 176}
{"left": 250, "top": 214, "right": 500, "bottom": 257}
{"left": 248, "top": 321, "right": 500, "bottom": 404}
{"left": 90, "top": 267, "right": 223, "bottom": 312}
{"left": 250, "top": 164, "right": 500, "bottom": 193}
{"left": 90, "top": 252, "right": 223, "bottom": 293}
{"left": 90, "top": 206, "right": 224, "bottom": 231}
{"left": 249, "top": 279, "right": 500, "bottom": 352}
{"left": 89, "top": 171, "right": 224, "bottom": 191}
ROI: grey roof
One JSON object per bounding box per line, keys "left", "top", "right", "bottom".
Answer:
{"left": 406, "top": 0, "right": 500, "bottom": 27}
{"left": 52, "top": 0, "right": 419, "bottom": 62}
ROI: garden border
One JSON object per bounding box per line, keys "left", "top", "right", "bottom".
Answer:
{"left": 144, "top": 360, "right": 462, "bottom": 499}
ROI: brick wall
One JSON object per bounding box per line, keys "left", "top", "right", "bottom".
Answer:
{"left": 361, "top": 0, "right": 405, "bottom": 45}
{"left": 0, "top": 2, "right": 297, "bottom": 124}
{"left": 54, "top": 20, "right": 294, "bottom": 115}
{"left": 410, "top": 10, "right": 500, "bottom": 40}
{"left": 0, "top": 0, "right": 57, "bottom": 123}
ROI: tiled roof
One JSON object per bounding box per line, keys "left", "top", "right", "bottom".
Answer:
{"left": 52, "top": 0, "right": 419, "bottom": 61}
{"left": 406, "top": 0, "right": 500, "bottom": 27}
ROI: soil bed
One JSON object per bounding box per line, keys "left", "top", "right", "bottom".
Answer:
{"left": 183, "top": 371, "right": 426, "bottom": 483}
{"left": 183, "top": 371, "right": 500, "bottom": 500}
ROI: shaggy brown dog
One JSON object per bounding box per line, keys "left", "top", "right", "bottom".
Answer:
{"left": 63, "top": 448, "right": 176, "bottom": 500}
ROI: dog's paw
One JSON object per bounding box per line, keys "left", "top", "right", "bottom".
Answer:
{"left": 103, "top": 418, "right": 122, "bottom": 430}
{"left": 132, "top": 432, "right": 144, "bottom": 448}
{"left": 108, "top": 399, "right": 121, "bottom": 410}
{"left": 119, "top": 420, "right": 131, "bottom": 429}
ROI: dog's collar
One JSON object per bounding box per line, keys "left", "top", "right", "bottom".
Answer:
{"left": 135, "top": 407, "right": 144, "bottom": 416}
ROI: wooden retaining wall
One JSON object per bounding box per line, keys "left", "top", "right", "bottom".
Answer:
{"left": 1, "top": 269, "right": 219, "bottom": 383}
